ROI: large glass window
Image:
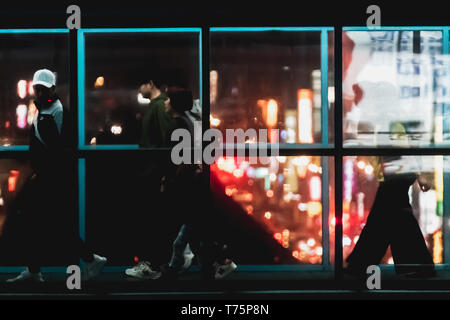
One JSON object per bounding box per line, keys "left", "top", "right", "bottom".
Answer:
{"left": 0, "top": 158, "right": 77, "bottom": 266}
{"left": 79, "top": 29, "right": 201, "bottom": 149}
{"left": 210, "top": 28, "right": 333, "bottom": 147}
{"left": 4, "top": 26, "right": 450, "bottom": 278}
{"left": 343, "top": 29, "right": 449, "bottom": 147}
{"left": 208, "top": 27, "right": 334, "bottom": 269}
{"left": 341, "top": 27, "right": 450, "bottom": 272}
{"left": 211, "top": 156, "right": 334, "bottom": 265}
{"left": 83, "top": 155, "right": 333, "bottom": 266}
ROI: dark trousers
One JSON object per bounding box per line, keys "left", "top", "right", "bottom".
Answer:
{"left": 346, "top": 175, "right": 434, "bottom": 274}
{"left": 167, "top": 175, "right": 223, "bottom": 279}
{"left": 15, "top": 173, "right": 94, "bottom": 273}
{"left": 132, "top": 173, "right": 180, "bottom": 267}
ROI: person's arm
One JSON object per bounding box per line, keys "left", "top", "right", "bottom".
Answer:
{"left": 155, "top": 101, "right": 171, "bottom": 144}
{"left": 415, "top": 157, "right": 434, "bottom": 192}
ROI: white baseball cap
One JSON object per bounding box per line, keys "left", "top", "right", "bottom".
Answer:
{"left": 32, "top": 69, "right": 56, "bottom": 88}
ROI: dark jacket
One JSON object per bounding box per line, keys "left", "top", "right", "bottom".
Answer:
{"left": 30, "top": 99, "right": 71, "bottom": 178}
{"left": 164, "top": 114, "right": 198, "bottom": 189}
{"left": 139, "top": 93, "right": 171, "bottom": 148}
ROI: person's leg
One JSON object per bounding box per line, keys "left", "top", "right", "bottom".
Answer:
{"left": 197, "top": 240, "right": 215, "bottom": 280}
{"left": 346, "top": 181, "right": 391, "bottom": 273}
{"left": 370, "top": 175, "right": 434, "bottom": 273}
{"left": 27, "top": 259, "right": 41, "bottom": 274}
{"left": 6, "top": 177, "right": 45, "bottom": 282}
{"left": 192, "top": 218, "right": 216, "bottom": 280}
{"left": 138, "top": 173, "right": 169, "bottom": 265}
{"left": 75, "top": 236, "right": 94, "bottom": 263}
{"left": 390, "top": 207, "right": 434, "bottom": 274}
{"left": 25, "top": 177, "right": 45, "bottom": 274}
{"left": 169, "top": 224, "right": 192, "bottom": 271}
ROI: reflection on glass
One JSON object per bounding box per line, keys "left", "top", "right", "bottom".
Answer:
{"left": 343, "top": 31, "right": 450, "bottom": 147}
{"left": 328, "top": 30, "right": 335, "bottom": 145}
{"left": 0, "top": 160, "right": 31, "bottom": 236}
{"left": 83, "top": 32, "right": 200, "bottom": 146}
{"left": 211, "top": 156, "right": 333, "bottom": 264}
{"left": 0, "top": 34, "right": 69, "bottom": 146}
{"left": 210, "top": 31, "right": 333, "bottom": 145}
{"left": 342, "top": 156, "right": 444, "bottom": 264}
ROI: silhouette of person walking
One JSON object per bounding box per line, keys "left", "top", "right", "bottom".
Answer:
{"left": 345, "top": 156, "right": 435, "bottom": 277}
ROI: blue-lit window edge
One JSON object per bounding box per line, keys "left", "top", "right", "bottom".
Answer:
{"left": 3, "top": 264, "right": 450, "bottom": 274}
{"left": 77, "top": 144, "right": 334, "bottom": 150}
{"left": 78, "top": 145, "right": 140, "bottom": 150}
{"left": 0, "top": 29, "right": 69, "bottom": 34}
{"left": 210, "top": 27, "right": 333, "bottom": 32}
{"left": 79, "top": 28, "right": 201, "bottom": 34}
{"left": 0, "top": 146, "right": 29, "bottom": 151}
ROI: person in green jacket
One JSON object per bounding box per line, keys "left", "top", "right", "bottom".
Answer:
{"left": 125, "top": 79, "right": 173, "bottom": 280}
{"left": 139, "top": 79, "right": 171, "bottom": 148}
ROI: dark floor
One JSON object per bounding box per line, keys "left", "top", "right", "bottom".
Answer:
{"left": 2, "top": 267, "right": 450, "bottom": 299}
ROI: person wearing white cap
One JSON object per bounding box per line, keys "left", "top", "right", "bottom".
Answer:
{"left": 6, "top": 69, "right": 107, "bottom": 283}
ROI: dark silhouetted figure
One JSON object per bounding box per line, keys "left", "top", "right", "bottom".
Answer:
{"left": 346, "top": 156, "right": 435, "bottom": 278}
{"left": 6, "top": 69, "right": 107, "bottom": 283}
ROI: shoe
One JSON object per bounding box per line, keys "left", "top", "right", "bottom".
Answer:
{"left": 125, "top": 261, "right": 161, "bottom": 280}
{"left": 6, "top": 268, "right": 44, "bottom": 283}
{"left": 214, "top": 260, "right": 237, "bottom": 279}
{"left": 181, "top": 251, "right": 195, "bottom": 272}
{"left": 85, "top": 254, "right": 107, "bottom": 280}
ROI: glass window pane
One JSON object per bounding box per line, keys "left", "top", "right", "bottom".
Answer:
{"left": 343, "top": 30, "right": 449, "bottom": 147}
{"left": 0, "top": 159, "right": 77, "bottom": 266}
{"left": 210, "top": 30, "right": 333, "bottom": 146}
{"left": 343, "top": 156, "right": 444, "bottom": 267}
{"left": 82, "top": 31, "right": 200, "bottom": 148}
{"left": 85, "top": 156, "right": 333, "bottom": 266}
{"left": 0, "top": 33, "right": 69, "bottom": 147}
{"left": 211, "top": 156, "right": 334, "bottom": 265}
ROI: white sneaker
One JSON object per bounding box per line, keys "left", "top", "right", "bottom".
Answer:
{"left": 214, "top": 260, "right": 237, "bottom": 280}
{"left": 125, "top": 261, "right": 161, "bottom": 280}
{"left": 181, "top": 245, "right": 195, "bottom": 271}
{"left": 85, "top": 254, "right": 107, "bottom": 280}
{"left": 6, "top": 268, "right": 44, "bottom": 283}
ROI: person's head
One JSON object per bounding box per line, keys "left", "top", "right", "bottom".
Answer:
{"left": 139, "top": 79, "right": 164, "bottom": 99}
{"left": 165, "top": 87, "right": 193, "bottom": 117}
{"left": 32, "top": 69, "right": 56, "bottom": 106}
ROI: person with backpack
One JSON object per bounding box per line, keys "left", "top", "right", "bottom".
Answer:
{"left": 159, "top": 87, "right": 237, "bottom": 280}
{"left": 6, "top": 69, "right": 107, "bottom": 283}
